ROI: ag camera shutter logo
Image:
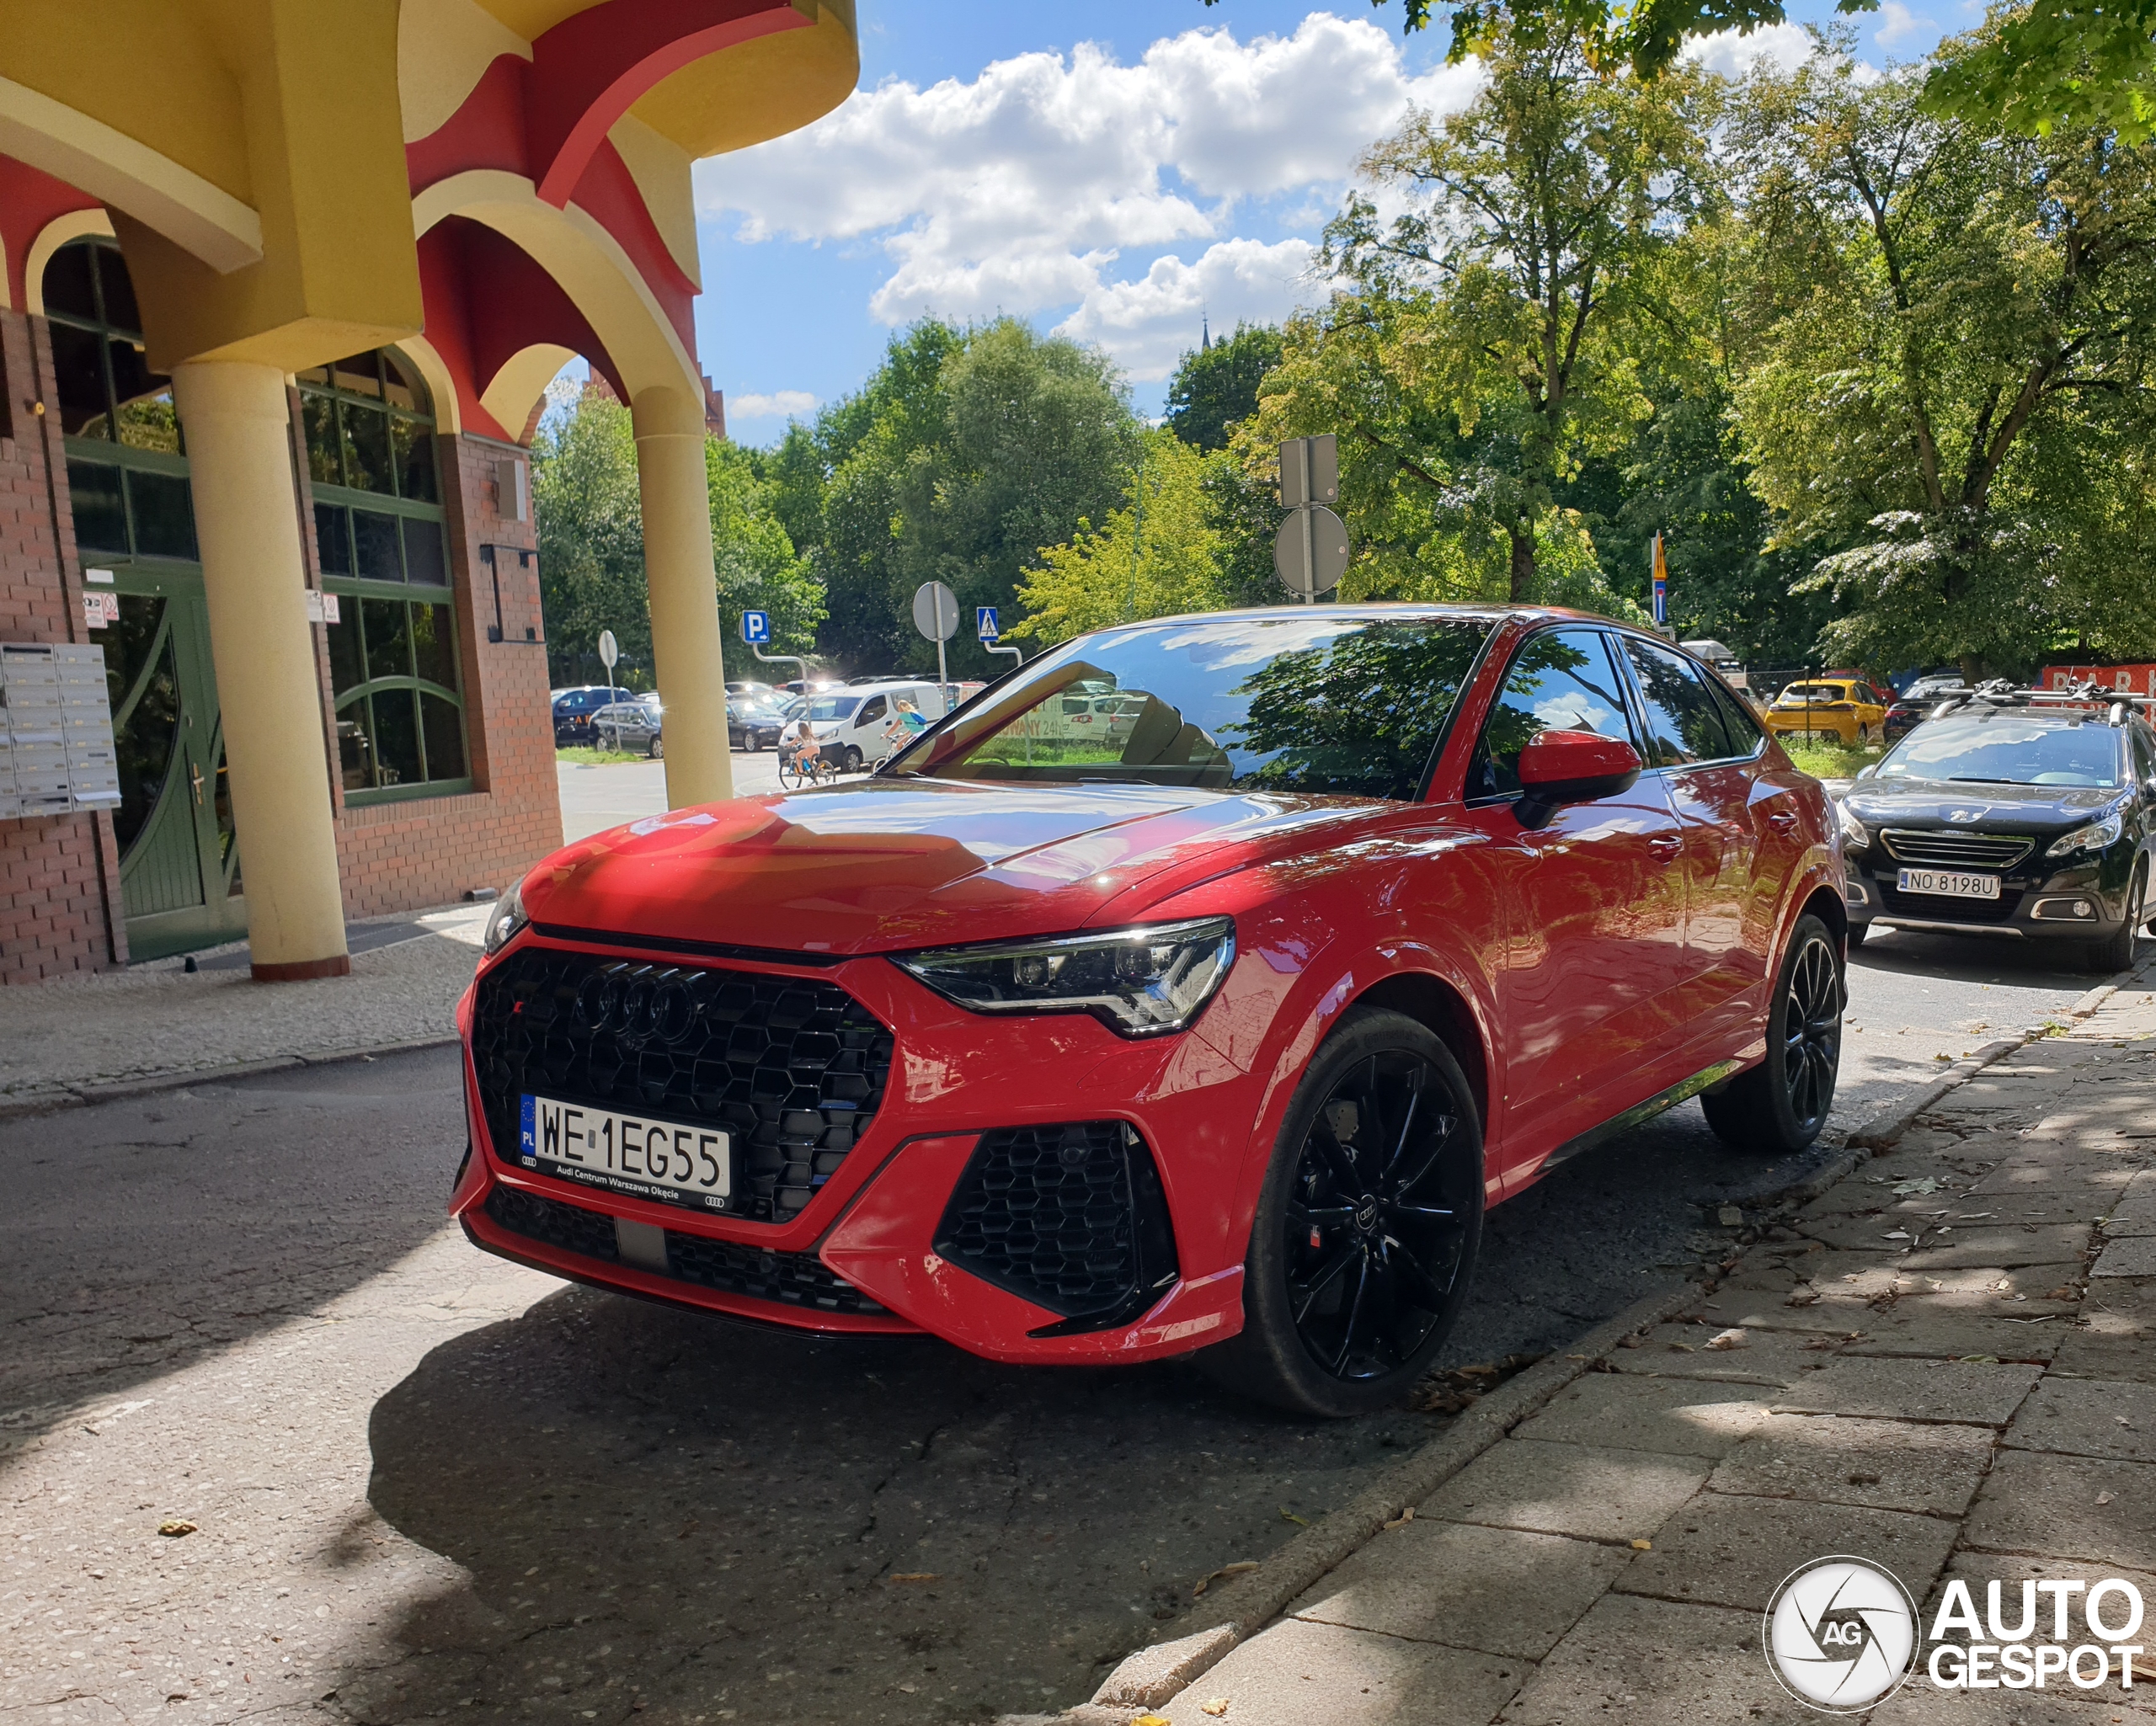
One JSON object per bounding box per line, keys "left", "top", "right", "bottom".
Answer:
{"left": 1764, "top": 1556, "right": 1921, "bottom": 1712}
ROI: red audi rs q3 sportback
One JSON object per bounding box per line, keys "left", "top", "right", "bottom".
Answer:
{"left": 456, "top": 606, "right": 1844, "bottom": 1414}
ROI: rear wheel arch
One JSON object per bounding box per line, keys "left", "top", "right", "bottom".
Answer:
{"left": 1801, "top": 883, "right": 1848, "bottom": 951}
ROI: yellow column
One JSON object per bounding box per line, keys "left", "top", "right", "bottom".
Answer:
{"left": 632, "top": 384, "right": 734, "bottom": 808}
{"left": 171, "top": 360, "right": 350, "bottom": 982}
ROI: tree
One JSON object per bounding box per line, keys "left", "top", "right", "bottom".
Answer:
{"left": 1726, "top": 46, "right": 2156, "bottom": 674}
{"left": 533, "top": 390, "right": 650, "bottom": 685}
{"left": 707, "top": 439, "right": 825, "bottom": 655}
{"left": 1324, "top": 22, "right": 1714, "bottom": 599}
{"left": 1011, "top": 430, "right": 1230, "bottom": 645}
{"left": 1166, "top": 322, "right": 1285, "bottom": 451}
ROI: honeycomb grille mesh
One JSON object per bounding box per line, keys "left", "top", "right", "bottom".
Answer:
{"left": 481, "top": 1185, "right": 881, "bottom": 1315}
{"left": 472, "top": 946, "right": 894, "bottom": 1222}
{"left": 936, "top": 1122, "right": 1151, "bottom": 1316}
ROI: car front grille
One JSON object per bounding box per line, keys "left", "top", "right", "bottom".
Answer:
{"left": 480, "top": 1184, "right": 882, "bottom": 1314}
{"left": 471, "top": 945, "right": 894, "bottom": 1223}
{"left": 1877, "top": 878, "right": 2025, "bottom": 924}
{"left": 1880, "top": 829, "right": 2035, "bottom": 870}
{"left": 934, "top": 1121, "right": 1179, "bottom": 1333}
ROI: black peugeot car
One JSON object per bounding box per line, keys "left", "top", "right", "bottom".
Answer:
{"left": 1839, "top": 690, "right": 2156, "bottom": 971}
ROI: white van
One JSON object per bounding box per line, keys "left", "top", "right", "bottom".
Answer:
{"left": 796, "top": 679, "right": 947, "bottom": 770}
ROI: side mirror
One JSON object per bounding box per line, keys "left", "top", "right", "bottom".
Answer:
{"left": 1855, "top": 763, "right": 1876, "bottom": 780}
{"left": 1516, "top": 730, "right": 1644, "bottom": 829}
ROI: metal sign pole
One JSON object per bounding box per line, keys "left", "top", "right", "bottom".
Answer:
{"left": 935, "top": 588, "right": 949, "bottom": 695}
{"left": 752, "top": 644, "right": 810, "bottom": 690}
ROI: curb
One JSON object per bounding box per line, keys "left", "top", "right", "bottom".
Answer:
{"left": 1079, "top": 1280, "right": 1701, "bottom": 1716}
{"left": 1075, "top": 976, "right": 2144, "bottom": 1721}
{"left": 0, "top": 1033, "right": 459, "bottom": 1123}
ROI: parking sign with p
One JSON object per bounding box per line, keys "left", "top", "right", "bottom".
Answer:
{"left": 741, "top": 610, "right": 771, "bottom": 645}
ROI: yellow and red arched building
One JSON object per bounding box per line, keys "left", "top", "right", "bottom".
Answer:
{"left": 0, "top": 0, "right": 855, "bottom": 983}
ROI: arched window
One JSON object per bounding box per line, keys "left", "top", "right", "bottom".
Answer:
{"left": 44, "top": 237, "right": 196, "bottom": 561}
{"left": 300, "top": 350, "right": 470, "bottom": 800}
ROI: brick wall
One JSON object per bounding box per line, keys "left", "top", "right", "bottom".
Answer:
{"left": 0, "top": 306, "right": 125, "bottom": 983}
{"left": 327, "top": 429, "right": 563, "bottom": 918}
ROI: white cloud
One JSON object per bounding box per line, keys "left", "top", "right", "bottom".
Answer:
{"left": 694, "top": 14, "right": 1480, "bottom": 380}
{"left": 1683, "top": 21, "right": 1818, "bottom": 77}
{"left": 727, "top": 389, "right": 819, "bottom": 422}
{"left": 1872, "top": 1, "right": 1932, "bottom": 48}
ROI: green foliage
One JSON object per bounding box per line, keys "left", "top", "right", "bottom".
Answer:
{"left": 1011, "top": 429, "right": 1231, "bottom": 644}
{"left": 1166, "top": 323, "right": 1284, "bottom": 451}
{"left": 531, "top": 386, "right": 823, "bottom": 688}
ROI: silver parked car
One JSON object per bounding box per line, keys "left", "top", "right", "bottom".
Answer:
{"left": 594, "top": 695, "right": 663, "bottom": 758}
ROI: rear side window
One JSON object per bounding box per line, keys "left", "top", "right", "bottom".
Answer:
{"left": 1467, "top": 628, "right": 1638, "bottom": 801}
{"left": 1623, "top": 639, "right": 1735, "bottom": 766}
{"left": 1710, "top": 682, "right": 1765, "bottom": 754}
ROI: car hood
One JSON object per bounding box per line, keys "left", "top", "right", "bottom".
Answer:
{"left": 518, "top": 778, "right": 1390, "bottom": 955}
{"left": 1844, "top": 776, "right": 2122, "bottom": 832}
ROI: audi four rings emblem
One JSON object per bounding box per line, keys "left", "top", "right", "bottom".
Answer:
{"left": 1764, "top": 1556, "right": 1922, "bottom": 1712}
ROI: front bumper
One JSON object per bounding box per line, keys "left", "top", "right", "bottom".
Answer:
{"left": 1844, "top": 850, "right": 2132, "bottom": 940}
{"left": 451, "top": 929, "right": 1258, "bottom": 1365}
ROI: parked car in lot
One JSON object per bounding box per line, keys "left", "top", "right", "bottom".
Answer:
{"left": 728, "top": 697, "right": 784, "bottom": 752}
{"left": 552, "top": 685, "right": 616, "bottom": 745}
{"left": 1763, "top": 678, "right": 1890, "bottom": 747}
{"left": 1839, "top": 687, "right": 2156, "bottom": 970}
{"left": 458, "top": 605, "right": 1841, "bottom": 1415}
{"left": 1883, "top": 674, "right": 1969, "bottom": 743}
{"left": 593, "top": 695, "right": 663, "bottom": 758}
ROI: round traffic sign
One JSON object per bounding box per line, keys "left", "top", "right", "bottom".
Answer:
{"left": 1274, "top": 506, "right": 1350, "bottom": 596}
{"left": 598, "top": 628, "right": 619, "bottom": 669}
{"left": 912, "top": 581, "right": 959, "bottom": 642}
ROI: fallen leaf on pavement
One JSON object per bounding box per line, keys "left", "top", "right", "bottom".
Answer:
{"left": 1892, "top": 1179, "right": 1943, "bottom": 1196}
{"left": 1786, "top": 1293, "right": 1821, "bottom": 1307}
{"left": 157, "top": 1521, "right": 196, "bottom": 1538}
{"left": 2098, "top": 1491, "right": 2116, "bottom": 1505}
{"left": 887, "top": 1573, "right": 938, "bottom": 1584}
{"left": 1705, "top": 1329, "right": 1748, "bottom": 1350}
{"left": 1133, "top": 1716, "right": 1171, "bottom": 1726}
{"left": 1383, "top": 1507, "right": 1416, "bottom": 1531}
{"left": 1193, "top": 1561, "right": 1260, "bottom": 1598}
{"left": 1200, "top": 1701, "right": 1230, "bottom": 1718}
{"left": 1279, "top": 1507, "right": 1309, "bottom": 1526}
{"left": 1630, "top": 1539, "right": 1653, "bottom": 1551}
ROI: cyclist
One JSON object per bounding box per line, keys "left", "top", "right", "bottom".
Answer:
{"left": 779, "top": 714, "right": 827, "bottom": 781}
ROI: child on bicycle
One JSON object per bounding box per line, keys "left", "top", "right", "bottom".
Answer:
{"left": 779, "top": 715, "right": 826, "bottom": 780}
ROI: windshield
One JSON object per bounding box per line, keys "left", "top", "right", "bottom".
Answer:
{"left": 1780, "top": 683, "right": 1846, "bottom": 703}
{"left": 807, "top": 695, "right": 861, "bottom": 722}
{"left": 885, "top": 613, "right": 1492, "bottom": 797}
{"left": 1878, "top": 717, "right": 2121, "bottom": 787}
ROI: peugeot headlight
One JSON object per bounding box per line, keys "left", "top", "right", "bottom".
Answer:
{"left": 2047, "top": 813, "right": 2123, "bottom": 858}
{"left": 893, "top": 917, "right": 1235, "bottom": 1038}
{"left": 482, "top": 876, "right": 531, "bottom": 956}
{"left": 1836, "top": 802, "right": 1870, "bottom": 850}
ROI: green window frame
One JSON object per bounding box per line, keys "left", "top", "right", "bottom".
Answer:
{"left": 45, "top": 236, "right": 199, "bottom": 564}
{"left": 301, "top": 350, "right": 471, "bottom": 804}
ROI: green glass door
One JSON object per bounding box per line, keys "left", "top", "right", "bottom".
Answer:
{"left": 101, "top": 570, "right": 246, "bottom": 960}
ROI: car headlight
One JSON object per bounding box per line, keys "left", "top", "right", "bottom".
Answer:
{"left": 482, "top": 876, "right": 530, "bottom": 957}
{"left": 893, "top": 917, "right": 1235, "bottom": 1038}
{"left": 1837, "top": 802, "right": 1870, "bottom": 850}
{"left": 2047, "top": 813, "right": 2124, "bottom": 858}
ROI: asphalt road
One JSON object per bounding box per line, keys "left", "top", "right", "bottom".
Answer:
{"left": 0, "top": 893, "right": 2107, "bottom": 1726}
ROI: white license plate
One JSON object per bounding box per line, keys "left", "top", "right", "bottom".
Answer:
{"left": 518, "top": 1094, "right": 730, "bottom": 1208}
{"left": 1897, "top": 867, "right": 2002, "bottom": 901}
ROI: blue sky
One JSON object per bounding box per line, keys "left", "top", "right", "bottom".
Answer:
{"left": 682, "top": 0, "right": 1961, "bottom": 444}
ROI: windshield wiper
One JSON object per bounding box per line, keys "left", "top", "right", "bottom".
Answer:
{"left": 1945, "top": 776, "right": 2020, "bottom": 784}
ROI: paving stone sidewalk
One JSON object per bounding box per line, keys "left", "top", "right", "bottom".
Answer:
{"left": 0, "top": 904, "right": 488, "bottom": 1111}
{"left": 1084, "top": 983, "right": 2156, "bottom": 1726}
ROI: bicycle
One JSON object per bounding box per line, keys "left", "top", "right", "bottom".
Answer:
{"left": 777, "top": 747, "right": 839, "bottom": 791}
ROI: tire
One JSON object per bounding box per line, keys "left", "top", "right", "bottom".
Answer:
{"left": 1702, "top": 914, "right": 1844, "bottom": 1153}
{"left": 841, "top": 746, "right": 862, "bottom": 773}
{"left": 2085, "top": 865, "right": 2148, "bottom": 975}
{"left": 648, "top": 736, "right": 664, "bottom": 760}
{"left": 1857, "top": 722, "right": 1876, "bottom": 747}
{"left": 597, "top": 728, "right": 615, "bottom": 753}
{"left": 1848, "top": 921, "right": 1868, "bottom": 949}
{"left": 1198, "top": 1008, "right": 1484, "bottom": 1417}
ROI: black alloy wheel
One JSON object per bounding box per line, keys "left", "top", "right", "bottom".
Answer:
{"left": 1703, "top": 912, "right": 1844, "bottom": 1153}
{"left": 1201, "top": 1008, "right": 1483, "bottom": 1416}
{"left": 2087, "top": 862, "right": 2148, "bottom": 975}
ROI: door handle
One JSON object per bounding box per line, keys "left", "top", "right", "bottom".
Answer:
{"left": 1762, "top": 807, "right": 1800, "bottom": 832}
{"left": 190, "top": 763, "right": 205, "bottom": 807}
{"left": 1647, "top": 834, "right": 1684, "bottom": 858}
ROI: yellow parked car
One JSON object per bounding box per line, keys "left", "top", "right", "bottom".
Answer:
{"left": 1763, "top": 679, "right": 1889, "bottom": 747}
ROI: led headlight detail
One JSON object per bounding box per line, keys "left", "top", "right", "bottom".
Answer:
{"left": 1836, "top": 802, "right": 1870, "bottom": 850}
{"left": 482, "top": 876, "right": 531, "bottom": 956}
{"left": 2047, "top": 812, "right": 2123, "bottom": 858}
{"left": 894, "top": 917, "right": 1235, "bottom": 1037}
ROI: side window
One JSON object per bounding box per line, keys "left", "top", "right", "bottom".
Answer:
{"left": 2131, "top": 722, "right": 2154, "bottom": 786}
{"left": 1710, "top": 681, "right": 1766, "bottom": 756}
{"left": 1468, "top": 628, "right": 1639, "bottom": 802}
{"left": 1622, "top": 640, "right": 1735, "bottom": 768}
{"left": 857, "top": 695, "right": 887, "bottom": 725}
